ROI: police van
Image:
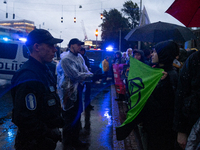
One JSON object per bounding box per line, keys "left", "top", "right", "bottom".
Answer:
{"left": 0, "top": 39, "right": 29, "bottom": 80}
{"left": 0, "top": 26, "right": 29, "bottom": 80}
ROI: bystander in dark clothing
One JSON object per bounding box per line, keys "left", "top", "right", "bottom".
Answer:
{"left": 173, "top": 55, "right": 183, "bottom": 75}
{"left": 178, "top": 47, "right": 188, "bottom": 64}
{"left": 142, "top": 49, "right": 152, "bottom": 66}
{"left": 11, "top": 29, "right": 64, "bottom": 150}
{"left": 121, "top": 52, "right": 127, "bottom": 64}
{"left": 112, "top": 51, "right": 122, "bottom": 64}
{"left": 173, "top": 50, "right": 200, "bottom": 149}
{"left": 80, "top": 47, "right": 94, "bottom": 111}
{"left": 55, "top": 45, "right": 61, "bottom": 60}
{"left": 133, "top": 49, "right": 146, "bottom": 63}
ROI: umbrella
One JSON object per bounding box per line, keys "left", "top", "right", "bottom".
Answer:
{"left": 166, "top": 0, "right": 200, "bottom": 27}
{"left": 124, "top": 21, "right": 196, "bottom": 43}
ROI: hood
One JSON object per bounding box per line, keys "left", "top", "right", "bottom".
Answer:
{"left": 133, "top": 49, "right": 145, "bottom": 62}
{"left": 155, "top": 40, "right": 179, "bottom": 65}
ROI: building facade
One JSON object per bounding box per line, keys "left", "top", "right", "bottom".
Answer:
{"left": 0, "top": 19, "right": 35, "bottom": 33}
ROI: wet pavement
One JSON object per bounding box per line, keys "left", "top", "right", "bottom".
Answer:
{"left": 0, "top": 79, "right": 139, "bottom": 150}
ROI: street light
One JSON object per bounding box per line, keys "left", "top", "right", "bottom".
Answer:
{"left": 95, "top": 29, "right": 98, "bottom": 49}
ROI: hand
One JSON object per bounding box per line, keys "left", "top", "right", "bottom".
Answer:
{"left": 161, "top": 71, "right": 167, "bottom": 80}
{"left": 177, "top": 132, "right": 187, "bottom": 149}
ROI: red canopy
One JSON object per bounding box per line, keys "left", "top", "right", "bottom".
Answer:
{"left": 166, "top": 0, "right": 200, "bottom": 27}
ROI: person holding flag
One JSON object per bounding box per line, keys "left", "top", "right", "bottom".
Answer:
{"left": 116, "top": 40, "right": 179, "bottom": 150}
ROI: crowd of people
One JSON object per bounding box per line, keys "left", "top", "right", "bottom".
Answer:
{"left": 111, "top": 41, "right": 200, "bottom": 150}
{"left": 10, "top": 28, "right": 200, "bottom": 150}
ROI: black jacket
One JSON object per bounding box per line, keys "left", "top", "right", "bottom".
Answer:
{"left": 142, "top": 68, "right": 176, "bottom": 134}
{"left": 11, "top": 56, "right": 64, "bottom": 139}
{"left": 82, "top": 55, "right": 90, "bottom": 68}
{"left": 173, "top": 51, "right": 200, "bottom": 135}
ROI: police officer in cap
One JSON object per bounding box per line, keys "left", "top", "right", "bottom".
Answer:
{"left": 11, "top": 29, "right": 64, "bottom": 150}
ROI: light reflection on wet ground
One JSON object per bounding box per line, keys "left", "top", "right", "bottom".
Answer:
{"left": 0, "top": 119, "right": 16, "bottom": 150}
{"left": 0, "top": 82, "right": 114, "bottom": 150}
{"left": 80, "top": 85, "right": 113, "bottom": 150}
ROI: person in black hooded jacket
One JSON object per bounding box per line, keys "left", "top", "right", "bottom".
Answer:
{"left": 173, "top": 50, "right": 200, "bottom": 149}
{"left": 139, "top": 40, "right": 179, "bottom": 150}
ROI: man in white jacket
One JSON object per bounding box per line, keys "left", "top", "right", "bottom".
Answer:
{"left": 57, "top": 38, "right": 93, "bottom": 149}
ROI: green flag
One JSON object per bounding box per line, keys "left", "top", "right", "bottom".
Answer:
{"left": 116, "top": 57, "right": 164, "bottom": 140}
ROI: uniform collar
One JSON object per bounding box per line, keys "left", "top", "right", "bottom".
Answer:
{"left": 29, "top": 56, "right": 48, "bottom": 70}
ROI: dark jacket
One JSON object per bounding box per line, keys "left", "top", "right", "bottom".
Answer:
{"left": 11, "top": 56, "right": 64, "bottom": 148}
{"left": 113, "top": 52, "right": 122, "bottom": 64}
{"left": 142, "top": 66, "right": 177, "bottom": 134}
{"left": 82, "top": 55, "right": 90, "bottom": 69}
{"left": 173, "top": 51, "right": 200, "bottom": 135}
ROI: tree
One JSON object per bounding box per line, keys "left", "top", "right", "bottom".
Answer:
{"left": 100, "top": 9, "right": 130, "bottom": 51}
{"left": 99, "top": 2, "right": 140, "bottom": 51}
{"left": 121, "top": 0, "right": 140, "bottom": 29}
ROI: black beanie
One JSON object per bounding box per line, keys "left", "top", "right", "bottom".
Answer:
{"left": 155, "top": 40, "right": 179, "bottom": 65}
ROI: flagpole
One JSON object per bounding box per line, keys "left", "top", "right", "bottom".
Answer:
{"left": 140, "top": 0, "right": 142, "bottom": 16}
{"left": 138, "top": 0, "right": 142, "bottom": 50}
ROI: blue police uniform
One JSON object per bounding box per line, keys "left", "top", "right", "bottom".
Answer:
{"left": 11, "top": 56, "right": 64, "bottom": 150}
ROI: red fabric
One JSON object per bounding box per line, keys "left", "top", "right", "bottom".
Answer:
{"left": 166, "top": 0, "right": 200, "bottom": 27}
{"left": 113, "top": 64, "right": 126, "bottom": 94}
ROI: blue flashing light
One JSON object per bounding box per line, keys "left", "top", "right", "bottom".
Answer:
{"left": 19, "top": 38, "right": 27, "bottom": 42}
{"left": 106, "top": 46, "right": 113, "bottom": 51}
{"left": 3, "top": 37, "right": 10, "bottom": 41}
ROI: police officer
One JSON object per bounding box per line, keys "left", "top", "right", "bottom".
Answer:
{"left": 11, "top": 29, "right": 64, "bottom": 150}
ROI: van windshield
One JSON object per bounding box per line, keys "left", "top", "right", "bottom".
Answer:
{"left": 0, "top": 42, "right": 18, "bottom": 59}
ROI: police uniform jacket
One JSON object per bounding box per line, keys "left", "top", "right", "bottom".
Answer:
{"left": 11, "top": 56, "right": 64, "bottom": 139}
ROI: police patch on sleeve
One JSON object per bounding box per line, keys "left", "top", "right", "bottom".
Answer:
{"left": 25, "top": 93, "right": 37, "bottom": 110}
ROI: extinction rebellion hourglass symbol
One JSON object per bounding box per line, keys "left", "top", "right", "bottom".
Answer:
{"left": 128, "top": 77, "right": 145, "bottom": 110}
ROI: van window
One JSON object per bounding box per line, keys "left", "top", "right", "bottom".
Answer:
{"left": 23, "top": 45, "right": 29, "bottom": 59}
{"left": 0, "top": 43, "right": 18, "bottom": 59}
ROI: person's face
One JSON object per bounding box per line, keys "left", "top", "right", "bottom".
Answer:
{"left": 128, "top": 50, "right": 133, "bottom": 56}
{"left": 134, "top": 53, "right": 141, "bottom": 60}
{"left": 80, "top": 49, "right": 85, "bottom": 55}
{"left": 151, "top": 50, "right": 159, "bottom": 63}
{"left": 72, "top": 44, "right": 82, "bottom": 54}
{"left": 122, "top": 53, "right": 126, "bottom": 58}
{"left": 37, "top": 43, "right": 57, "bottom": 63}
